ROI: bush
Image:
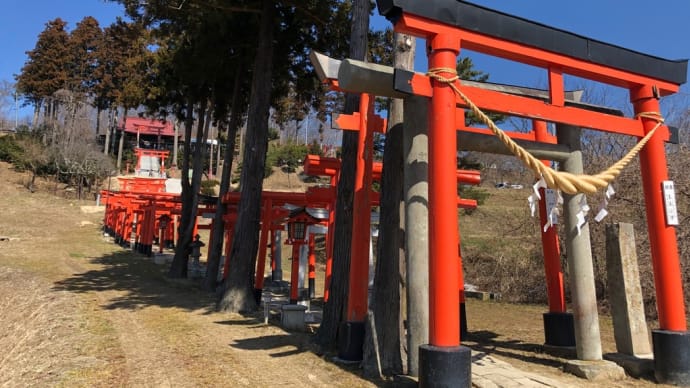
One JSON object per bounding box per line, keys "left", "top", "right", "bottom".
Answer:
{"left": 459, "top": 186, "right": 491, "bottom": 214}
{"left": 200, "top": 179, "right": 219, "bottom": 196}
{"left": 265, "top": 142, "right": 311, "bottom": 177}
{"left": 0, "top": 135, "right": 23, "bottom": 166}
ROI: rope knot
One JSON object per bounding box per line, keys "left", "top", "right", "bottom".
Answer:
{"left": 427, "top": 67, "right": 459, "bottom": 84}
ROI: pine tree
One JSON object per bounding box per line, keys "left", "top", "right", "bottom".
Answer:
{"left": 16, "top": 18, "right": 70, "bottom": 126}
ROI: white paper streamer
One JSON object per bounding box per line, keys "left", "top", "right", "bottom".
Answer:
{"left": 575, "top": 196, "right": 590, "bottom": 235}
{"left": 528, "top": 177, "right": 547, "bottom": 217}
{"left": 594, "top": 185, "right": 615, "bottom": 223}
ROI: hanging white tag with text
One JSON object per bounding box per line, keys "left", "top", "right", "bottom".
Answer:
{"left": 543, "top": 189, "right": 561, "bottom": 232}
{"left": 662, "top": 180, "right": 679, "bottom": 226}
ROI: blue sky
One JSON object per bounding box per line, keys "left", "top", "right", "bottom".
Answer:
{"left": 2, "top": 1, "right": 689, "bottom": 120}
{"left": 0, "top": 0, "right": 124, "bottom": 120}
{"left": 371, "top": 0, "right": 690, "bottom": 117}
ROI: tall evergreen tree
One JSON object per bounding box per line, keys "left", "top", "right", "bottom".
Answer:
{"left": 67, "top": 16, "right": 102, "bottom": 96}
{"left": 69, "top": 16, "right": 105, "bottom": 134}
{"left": 16, "top": 18, "right": 70, "bottom": 127}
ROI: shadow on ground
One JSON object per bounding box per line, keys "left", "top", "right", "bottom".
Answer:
{"left": 465, "top": 329, "right": 567, "bottom": 369}
{"left": 52, "top": 250, "right": 216, "bottom": 312}
{"left": 51, "top": 249, "right": 395, "bottom": 386}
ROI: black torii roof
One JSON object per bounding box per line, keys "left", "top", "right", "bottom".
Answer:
{"left": 376, "top": 0, "right": 687, "bottom": 85}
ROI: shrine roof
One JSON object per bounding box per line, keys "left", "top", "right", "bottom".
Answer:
{"left": 121, "top": 117, "right": 175, "bottom": 137}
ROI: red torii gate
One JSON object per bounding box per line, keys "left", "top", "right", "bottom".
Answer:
{"left": 377, "top": 0, "right": 688, "bottom": 385}
{"left": 304, "top": 154, "right": 480, "bottom": 305}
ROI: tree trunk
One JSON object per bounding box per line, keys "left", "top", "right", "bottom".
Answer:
{"left": 314, "top": 0, "right": 370, "bottom": 348}
{"left": 96, "top": 107, "right": 102, "bottom": 136}
{"left": 173, "top": 118, "right": 179, "bottom": 168}
{"left": 116, "top": 112, "right": 127, "bottom": 171}
{"left": 103, "top": 108, "right": 112, "bottom": 155}
{"left": 32, "top": 104, "right": 39, "bottom": 129}
{"left": 169, "top": 100, "right": 203, "bottom": 278}
{"left": 204, "top": 67, "right": 244, "bottom": 292}
{"left": 217, "top": 0, "right": 275, "bottom": 313}
{"left": 362, "top": 32, "right": 415, "bottom": 377}
{"left": 363, "top": 122, "right": 405, "bottom": 376}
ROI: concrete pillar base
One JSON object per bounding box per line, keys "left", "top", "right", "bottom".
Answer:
{"left": 543, "top": 312, "right": 576, "bottom": 347}
{"left": 460, "top": 302, "right": 468, "bottom": 339}
{"left": 308, "top": 278, "right": 315, "bottom": 299}
{"left": 280, "top": 304, "right": 307, "bottom": 331}
{"left": 153, "top": 255, "right": 167, "bottom": 265}
{"left": 337, "top": 321, "right": 365, "bottom": 361}
{"left": 653, "top": 329, "right": 690, "bottom": 385}
{"left": 271, "top": 269, "right": 283, "bottom": 282}
{"left": 564, "top": 359, "right": 625, "bottom": 380}
{"left": 419, "top": 344, "right": 471, "bottom": 388}
{"left": 604, "top": 352, "right": 653, "bottom": 378}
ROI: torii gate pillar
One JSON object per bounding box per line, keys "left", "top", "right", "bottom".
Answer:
{"left": 632, "top": 85, "right": 690, "bottom": 384}
{"left": 417, "top": 34, "right": 472, "bottom": 387}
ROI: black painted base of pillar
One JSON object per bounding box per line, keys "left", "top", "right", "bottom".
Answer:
{"left": 272, "top": 269, "right": 283, "bottom": 282}
{"left": 253, "top": 288, "right": 262, "bottom": 305}
{"left": 543, "top": 312, "right": 576, "bottom": 347}
{"left": 653, "top": 329, "right": 690, "bottom": 385}
{"left": 308, "top": 278, "right": 315, "bottom": 299}
{"left": 460, "top": 302, "right": 468, "bottom": 339}
{"left": 337, "top": 321, "right": 365, "bottom": 361}
{"left": 419, "top": 344, "right": 472, "bottom": 388}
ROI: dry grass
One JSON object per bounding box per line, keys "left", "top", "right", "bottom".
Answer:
{"left": 0, "top": 160, "right": 672, "bottom": 387}
{"left": 0, "top": 161, "right": 375, "bottom": 387}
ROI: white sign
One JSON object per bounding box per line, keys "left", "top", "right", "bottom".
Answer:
{"left": 662, "top": 180, "right": 679, "bottom": 226}
{"left": 545, "top": 189, "right": 558, "bottom": 223}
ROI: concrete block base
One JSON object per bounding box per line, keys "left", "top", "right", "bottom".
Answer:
{"left": 564, "top": 359, "right": 626, "bottom": 380}
{"left": 653, "top": 329, "right": 690, "bottom": 385}
{"left": 543, "top": 312, "right": 576, "bottom": 347}
{"left": 280, "top": 304, "right": 307, "bottom": 331}
{"left": 604, "top": 352, "right": 653, "bottom": 378}
{"left": 419, "top": 344, "right": 471, "bottom": 388}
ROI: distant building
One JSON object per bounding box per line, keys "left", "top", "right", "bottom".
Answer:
{"left": 120, "top": 117, "right": 177, "bottom": 150}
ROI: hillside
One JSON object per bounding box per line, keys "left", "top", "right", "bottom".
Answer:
{"left": 0, "top": 161, "right": 666, "bottom": 386}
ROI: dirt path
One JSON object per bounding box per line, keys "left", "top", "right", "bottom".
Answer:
{"left": 0, "top": 162, "right": 669, "bottom": 387}
{"left": 0, "top": 163, "right": 373, "bottom": 387}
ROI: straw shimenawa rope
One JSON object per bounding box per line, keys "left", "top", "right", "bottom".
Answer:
{"left": 427, "top": 67, "right": 664, "bottom": 195}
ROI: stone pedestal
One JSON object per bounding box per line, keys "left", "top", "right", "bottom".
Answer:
{"left": 564, "top": 359, "right": 625, "bottom": 380}
{"left": 280, "top": 304, "right": 307, "bottom": 331}
{"left": 605, "top": 223, "right": 652, "bottom": 356}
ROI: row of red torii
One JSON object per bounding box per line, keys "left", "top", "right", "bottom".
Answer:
{"left": 101, "top": 151, "right": 480, "bottom": 304}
